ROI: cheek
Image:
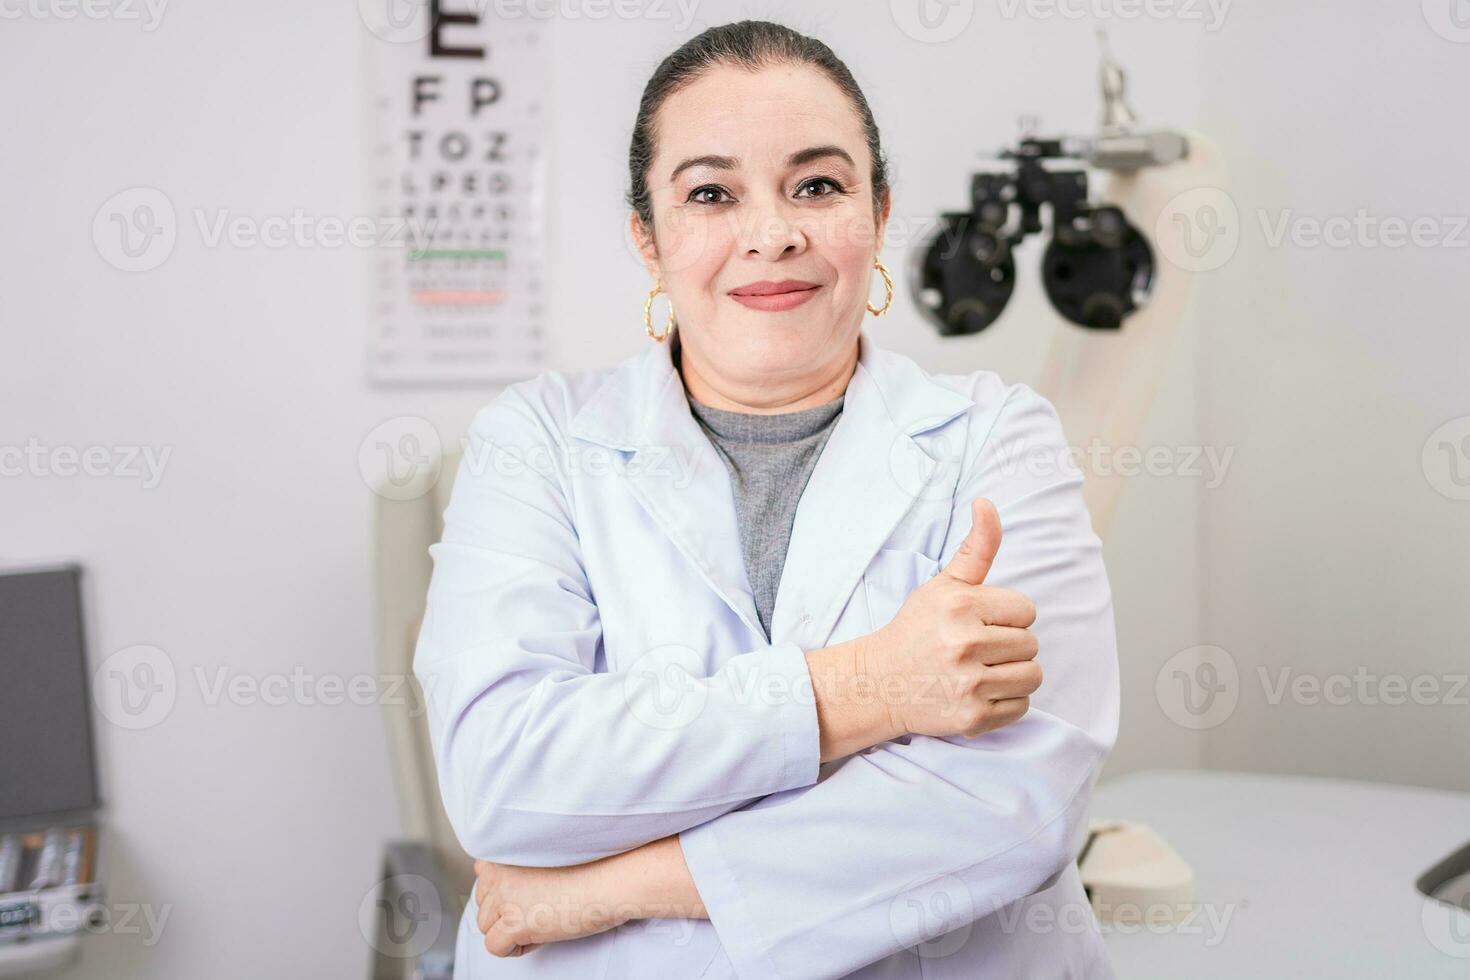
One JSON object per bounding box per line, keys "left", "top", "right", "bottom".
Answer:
{"left": 655, "top": 207, "right": 733, "bottom": 285}
{"left": 824, "top": 232, "right": 880, "bottom": 306}
{"left": 819, "top": 208, "right": 879, "bottom": 252}
{"left": 802, "top": 210, "right": 877, "bottom": 279}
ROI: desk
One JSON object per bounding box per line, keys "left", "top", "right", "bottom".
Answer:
{"left": 1093, "top": 770, "right": 1470, "bottom": 978}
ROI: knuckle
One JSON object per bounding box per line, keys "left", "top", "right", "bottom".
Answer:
{"left": 974, "top": 586, "right": 1007, "bottom": 619}
{"left": 494, "top": 918, "right": 526, "bottom": 950}
{"left": 962, "top": 704, "right": 991, "bottom": 732}
{"left": 477, "top": 902, "right": 498, "bottom": 933}
{"left": 941, "top": 590, "right": 971, "bottom": 619}
{"left": 956, "top": 671, "right": 983, "bottom": 699}
{"left": 1028, "top": 662, "right": 1044, "bottom": 689}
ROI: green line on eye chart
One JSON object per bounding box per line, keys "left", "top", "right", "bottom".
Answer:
{"left": 408, "top": 249, "right": 507, "bottom": 261}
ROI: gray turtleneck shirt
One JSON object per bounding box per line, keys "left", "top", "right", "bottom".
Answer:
{"left": 683, "top": 382, "right": 845, "bottom": 642}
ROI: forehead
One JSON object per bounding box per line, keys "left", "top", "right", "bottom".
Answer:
{"left": 653, "top": 62, "right": 865, "bottom": 173}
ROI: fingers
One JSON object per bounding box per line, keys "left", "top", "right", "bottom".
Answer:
{"left": 476, "top": 891, "right": 497, "bottom": 936}
{"left": 941, "top": 498, "right": 1002, "bottom": 586}
{"left": 474, "top": 863, "right": 490, "bottom": 912}
{"left": 973, "top": 587, "right": 1037, "bottom": 629}
{"left": 482, "top": 910, "right": 544, "bottom": 957}
{"left": 959, "top": 697, "right": 1031, "bottom": 738}
{"left": 473, "top": 862, "right": 545, "bottom": 958}
{"left": 982, "top": 659, "right": 1043, "bottom": 698}
{"left": 474, "top": 864, "right": 508, "bottom": 938}
{"left": 937, "top": 581, "right": 1036, "bottom": 630}
{"left": 484, "top": 917, "right": 523, "bottom": 958}
{"left": 984, "top": 696, "right": 1030, "bottom": 731}
{"left": 974, "top": 625, "right": 1040, "bottom": 665}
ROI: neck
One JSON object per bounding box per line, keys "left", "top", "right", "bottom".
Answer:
{"left": 675, "top": 332, "right": 860, "bottom": 414}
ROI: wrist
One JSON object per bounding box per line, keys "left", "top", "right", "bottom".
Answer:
{"left": 597, "top": 837, "right": 705, "bottom": 922}
{"left": 807, "top": 632, "right": 904, "bottom": 762}
{"left": 856, "top": 627, "right": 909, "bottom": 741}
{"left": 571, "top": 857, "right": 636, "bottom": 934}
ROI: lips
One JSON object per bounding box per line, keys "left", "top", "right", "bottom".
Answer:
{"left": 728, "top": 279, "right": 820, "bottom": 297}
{"left": 727, "top": 280, "right": 823, "bottom": 313}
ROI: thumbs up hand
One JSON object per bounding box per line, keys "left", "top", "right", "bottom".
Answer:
{"left": 867, "top": 498, "right": 1042, "bottom": 740}
{"left": 944, "top": 497, "right": 1004, "bottom": 586}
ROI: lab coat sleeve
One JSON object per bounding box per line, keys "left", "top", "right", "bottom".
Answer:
{"left": 677, "top": 382, "right": 1121, "bottom": 980}
{"left": 413, "top": 388, "right": 821, "bottom": 867}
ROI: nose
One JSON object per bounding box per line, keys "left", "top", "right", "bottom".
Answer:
{"left": 736, "top": 194, "right": 807, "bottom": 259}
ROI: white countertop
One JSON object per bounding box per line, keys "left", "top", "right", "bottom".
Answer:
{"left": 1092, "top": 769, "right": 1470, "bottom": 978}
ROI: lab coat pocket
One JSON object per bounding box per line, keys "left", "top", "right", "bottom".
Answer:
{"left": 862, "top": 548, "right": 940, "bottom": 631}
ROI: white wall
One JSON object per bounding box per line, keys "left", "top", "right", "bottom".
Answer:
{"left": 5, "top": 2, "right": 1458, "bottom": 977}
{"left": 1192, "top": 3, "right": 1470, "bottom": 790}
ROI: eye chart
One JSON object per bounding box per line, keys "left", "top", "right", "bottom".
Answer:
{"left": 363, "top": 6, "right": 548, "bottom": 384}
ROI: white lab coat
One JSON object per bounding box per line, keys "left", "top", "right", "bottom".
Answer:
{"left": 414, "top": 331, "right": 1121, "bottom": 979}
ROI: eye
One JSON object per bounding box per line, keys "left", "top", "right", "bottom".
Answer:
{"left": 796, "top": 177, "right": 844, "bottom": 199}
{"left": 687, "top": 185, "right": 733, "bottom": 206}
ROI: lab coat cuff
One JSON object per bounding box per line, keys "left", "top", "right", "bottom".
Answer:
{"left": 679, "top": 820, "right": 781, "bottom": 979}
{"left": 762, "top": 640, "right": 821, "bottom": 791}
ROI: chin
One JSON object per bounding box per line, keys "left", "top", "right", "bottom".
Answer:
{"left": 733, "top": 323, "right": 822, "bottom": 373}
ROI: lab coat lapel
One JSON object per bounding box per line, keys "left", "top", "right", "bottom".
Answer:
{"left": 568, "top": 330, "right": 974, "bottom": 651}
{"left": 770, "top": 332, "right": 975, "bottom": 648}
{"left": 568, "top": 334, "right": 766, "bottom": 640}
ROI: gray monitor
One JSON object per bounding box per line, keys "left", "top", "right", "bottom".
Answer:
{"left": 0, "top": 565, "right": 100, "bottom": 822}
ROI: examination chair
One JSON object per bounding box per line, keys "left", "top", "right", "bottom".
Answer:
{"left": 371, "top": 448, "right": 468, "bottom": 980}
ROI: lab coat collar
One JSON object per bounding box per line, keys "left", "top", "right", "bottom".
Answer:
{"left": 567, "top": 329, "right": 973, "bottom": 449}
{"left": 567, "top": 329, "right": 974, "bottom": 645}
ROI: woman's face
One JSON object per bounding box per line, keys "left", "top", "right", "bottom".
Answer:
{"left": 632, "top": 62, "right": 890, "bottom": 405}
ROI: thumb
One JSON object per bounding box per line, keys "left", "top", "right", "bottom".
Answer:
{"left": 943, "top": 498, "right": 1002, "bottom": 585}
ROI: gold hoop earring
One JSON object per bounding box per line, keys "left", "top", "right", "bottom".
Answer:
{"left": 644, "top": 282, "right": 675, "bottom": 342}
{"left": 867, "top": 260, "right": 894, "bottom": 316}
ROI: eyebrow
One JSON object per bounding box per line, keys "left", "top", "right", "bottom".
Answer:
{"left": 668, "top": 144, "right": 856, "bottom": 183}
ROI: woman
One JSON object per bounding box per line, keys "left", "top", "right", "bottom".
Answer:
{"left": 414, "top": 20, "right": 1120, "bottom": 980}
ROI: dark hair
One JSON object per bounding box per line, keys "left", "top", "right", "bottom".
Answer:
{"left": 626, "top": 20, "right": 890, "bottom": 240}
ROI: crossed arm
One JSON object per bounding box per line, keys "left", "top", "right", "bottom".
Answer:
{"left": 414, "top": 384, "right": 1119, "bottom": 976}
{"left": 463, "top": 618, "right": 965, "bottom": 957}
